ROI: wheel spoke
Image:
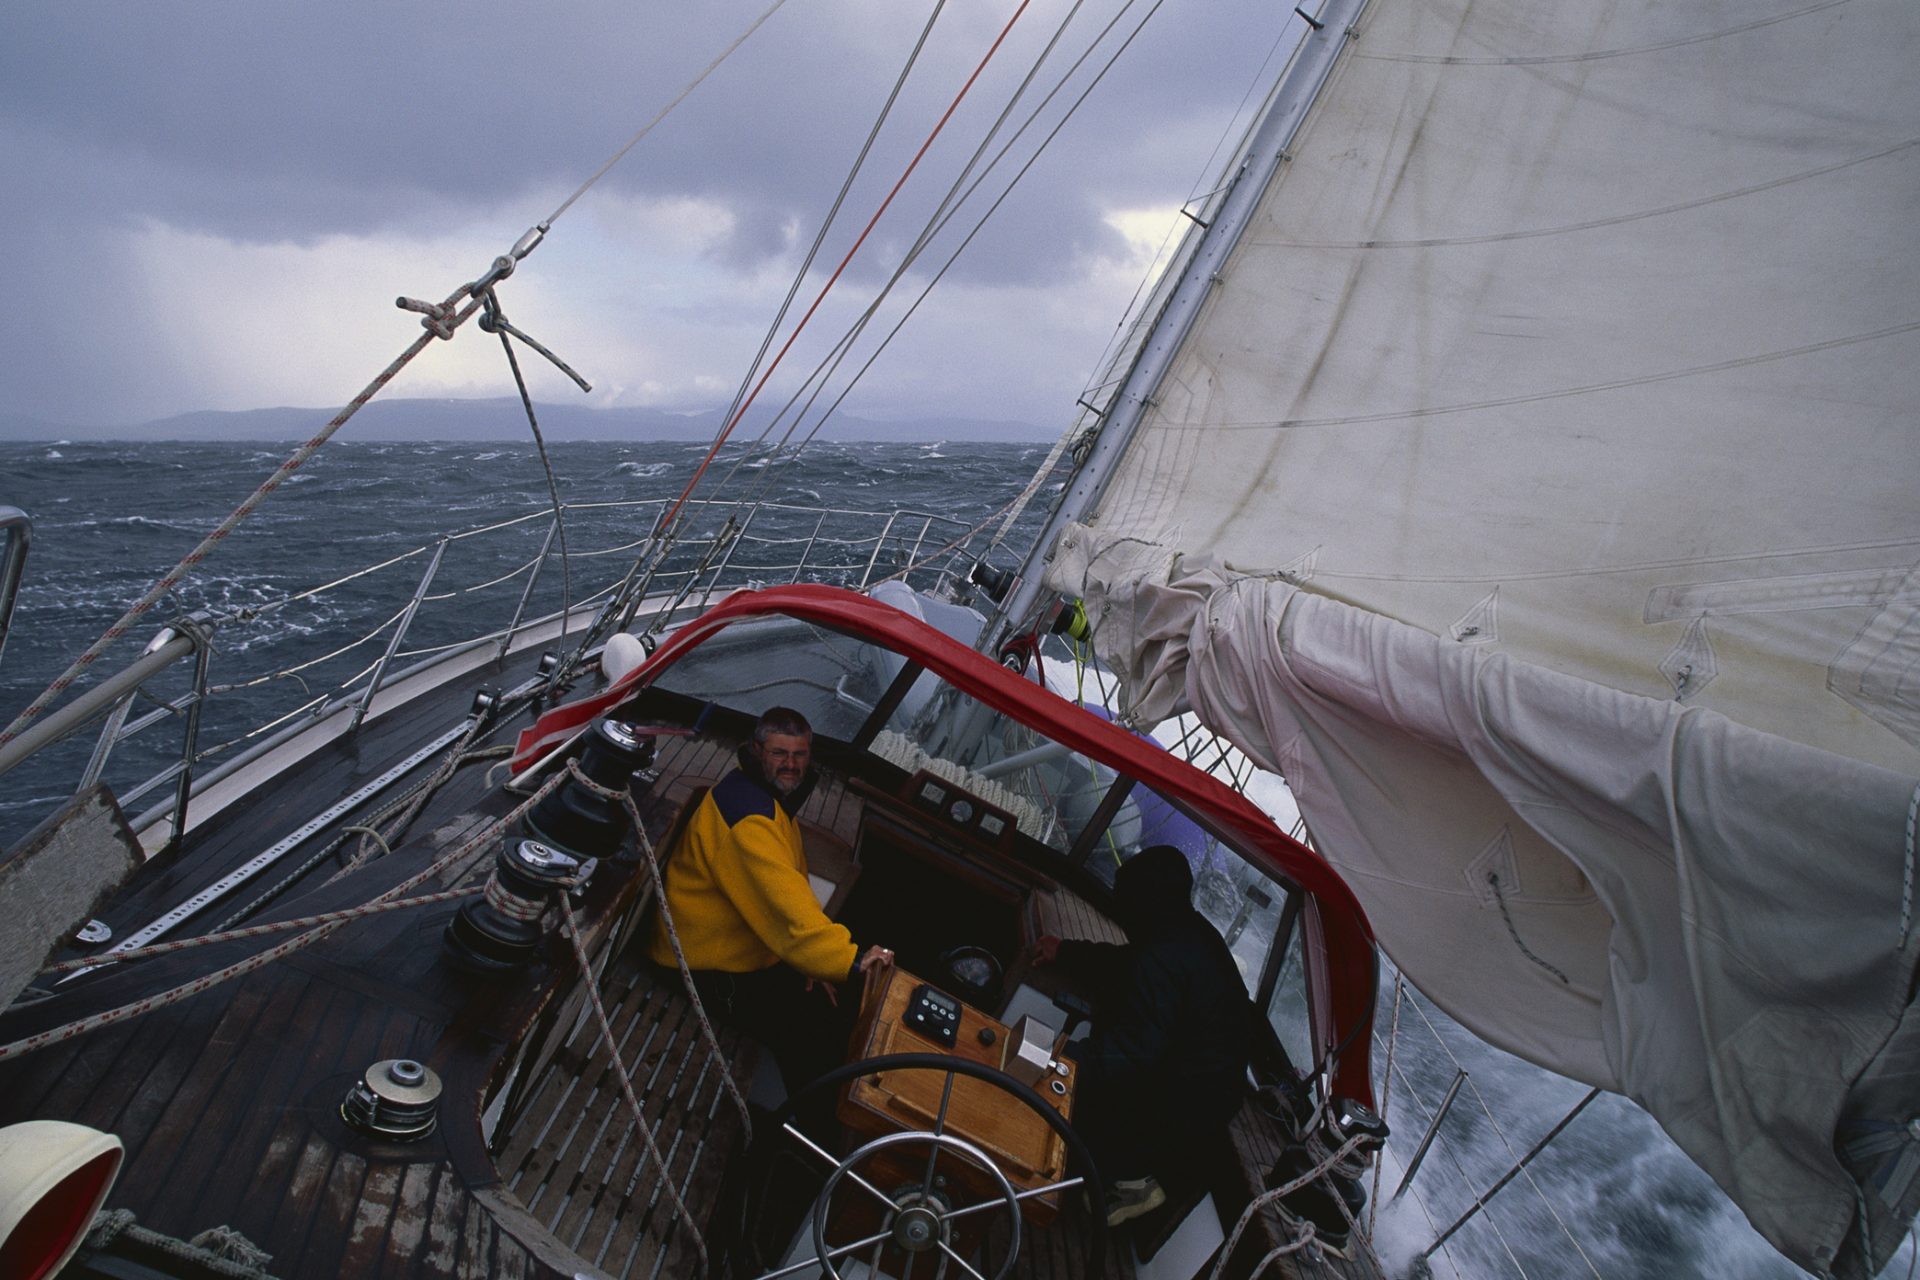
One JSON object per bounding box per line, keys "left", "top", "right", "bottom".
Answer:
{"left": 943, "top": 1175, "right": 1085, "bottom": 1223}
{"left": 920, "top": 1070, "right": 958, "bottom": 1196}
{"left": 935, "top": 1238, "right": 991, "bottom": 1280}
{"left": 782, "top": 1121, "right": 898, "bottom": 1213}
{"left": 755, "top": 1227, "right": 893, "bottom": 1280}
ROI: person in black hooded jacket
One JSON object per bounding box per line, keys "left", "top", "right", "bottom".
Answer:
{"left": 1031, "top": 843, "right": 1258, "bottom": 1225}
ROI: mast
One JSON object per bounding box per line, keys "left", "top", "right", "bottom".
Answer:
{"left": 983, "top": 0, "right": 1369, "bottom": 654}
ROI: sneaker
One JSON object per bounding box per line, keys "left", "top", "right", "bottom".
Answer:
{"left": 1105, "top": 1176, "right": 1167, "bottom": 1226}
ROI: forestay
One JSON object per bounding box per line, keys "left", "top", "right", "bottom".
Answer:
{"left": 1042, "top": 0, "right": 1920, "bottom": 1275}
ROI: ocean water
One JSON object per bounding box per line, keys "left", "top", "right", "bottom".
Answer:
{"left": 0, "top": 437, "right": 1910, "bottom": 1279}
{"left": 0, "top": 438, "right": 1059, "bottom": 849}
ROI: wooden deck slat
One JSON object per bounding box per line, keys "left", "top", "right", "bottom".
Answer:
{"left": 512, "top": 981, "right": 666, "bottom": 1216}
{"left": 377, "top": 1162, "right": 440, "bottom": 1279}
{"left": 147, "top": 971, "right": 331, "bottom": 1230}
{"left": 24, "top": 978, "right": 210, "bottom": 1141}
{"left": 340, "top": 1161, "right": 404, "bottom": 1276}
{"left": 261, "top": 994, "right": 428, "bottom": 1271}
{"left": 455, "top": 1192, "right": 495, "bottom": 1279}
{"left": 123, "top": 975, "right": 285, "bottom": 1236}
{"left": 306, "top": 1149, "right": 374, "bottom": 1279}
{"left": 230, "top": 977, "right": 388, "bottom": 1245}
{"left": 421, "top": 1163, "right": 470, "bottom": 1276}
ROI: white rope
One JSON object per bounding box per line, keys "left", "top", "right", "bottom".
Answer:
{"left": 565, "top": 760, "right": 755, "bottom": 1138}
{"left": 557, "top": 901, "right": 709, "bottom": 1270}
{"left": 1210, "top": 1131, "right": 1367, "bottom": 1279}
{"left": 0, "top": 771, "right": 565, "bottom": 1063}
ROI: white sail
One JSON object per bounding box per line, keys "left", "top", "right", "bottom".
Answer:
{"left": 1043, "top": 0, "right": 1920, "bottom": 1274}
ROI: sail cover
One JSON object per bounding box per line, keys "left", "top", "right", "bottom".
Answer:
{"left": 1045, "top": 0, "right": 1920, "bottom": 1274}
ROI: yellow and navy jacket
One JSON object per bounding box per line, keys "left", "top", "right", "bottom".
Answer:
{"left": 647, "top": 757, "right": 857, "bottom": 981}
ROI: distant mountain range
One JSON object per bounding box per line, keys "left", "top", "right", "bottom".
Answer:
{"left": 0, "top": 398, "right": 1057, "bottom": 444}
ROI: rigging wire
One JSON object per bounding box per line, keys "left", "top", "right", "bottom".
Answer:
{"left": 713, "top": 0, "right": 1108, "bottom": 507}
{"left": 706, "top": 0, "right": 954, "bottom": 480}
{"left": 486, "top": 292, "right": 575, "bottom": 632}
{"left": 650, "top": 0, "right": 1040, "bottom": 543}
{"left": 992, "top": 13, "right": 1301, "bottom": 551}
{"left": 727, "top": 0, "right": 1096, "bottom": 467}
{"left": 540, "top": 0, "right": 794, "bottom": 229}
{"left": 0, "top": 295, "right": 480, "bottom": 750}
{"left": 1399, "top": 985, "right": 1605, "bottom": 1278}
{"left": 732, "top": 0, "right": 1171, "bottom": 512}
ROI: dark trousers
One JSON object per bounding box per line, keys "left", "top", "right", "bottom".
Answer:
{"left": 684, "top": 964, "right": 861, "bottom": 1102}
{"left": 1075, "top": 1069, "right": 1243, "bottom": 1187}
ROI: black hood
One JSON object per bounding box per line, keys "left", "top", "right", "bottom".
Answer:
{"left": 735, "top": 744, "right": 819, "bottom": 817}
{"left": 1112, "top": 844, "right": 1197, "bottom": 939}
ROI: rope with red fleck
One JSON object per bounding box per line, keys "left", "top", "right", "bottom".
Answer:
{"left": 558, "top": 899, "right": 709, "bottom": 1270}
{"left": 566, "top": 759, "right": 754, "bottom": 1137}
{"left": 37, "top": 885, "right": 482, "bottom": 976}
{"left": 0, "top": 769, "right": 564, "bottom": 1063}
{"left": 0, "top": 291, "right": 485, "bottom": 750}
{"left": 653, "top": 0, "right": 1037, "bottom": 542}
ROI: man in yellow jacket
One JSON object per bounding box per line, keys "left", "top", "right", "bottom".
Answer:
{"left": 650, "top": 706, "right": 892, "bottom": 1095}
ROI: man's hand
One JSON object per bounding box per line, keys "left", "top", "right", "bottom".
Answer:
{"left": 856, "top": 945, "right": 895, "bottom": 977}
{"left": 1029, "top": 934, "right": 1063, "bottom": 966}
{"left": 805, "top": 977, "right": 839, "bottom": 1007}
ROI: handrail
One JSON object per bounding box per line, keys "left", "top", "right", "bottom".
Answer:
{"left": 0, "top": 506, "right": 29, "bottom": 667}
{"left": 0, "top": 495, "right": 990, "bottom": 842}
{"left": 350, "top": 536, "right": 448, "bottom": 733}
{"left": 0, "top": 630, "right": 197, "bottom": 779}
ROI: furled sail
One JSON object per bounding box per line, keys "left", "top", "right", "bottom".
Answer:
{"left": 1043, "top": 0, "right": 1920, "bottom": 1274}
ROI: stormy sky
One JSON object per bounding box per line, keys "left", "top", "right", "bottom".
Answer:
{"left": 0, "top": 0, "right": 1302, "bottom": 434}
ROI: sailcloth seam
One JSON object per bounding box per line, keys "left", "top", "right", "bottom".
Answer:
{"left": 1161, "top": 320, "right": 1920, "bottom": 431}
{"left": 1902, "top": 780, "right": 1917, "bottom": 950}
{"left": 1352, "top": 0, "right": 1852, "bottom": 66}
{"left": 1254, "top": 137, "right": 1920, "bottom": 250}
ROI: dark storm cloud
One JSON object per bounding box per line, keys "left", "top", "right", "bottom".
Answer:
{"left": 0, "top": 0, "right": 1299, "bottom": 428}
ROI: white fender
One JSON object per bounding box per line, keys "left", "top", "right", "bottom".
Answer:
{"left": 0, "top": 1120, "right": 124, "bottom": 1280}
